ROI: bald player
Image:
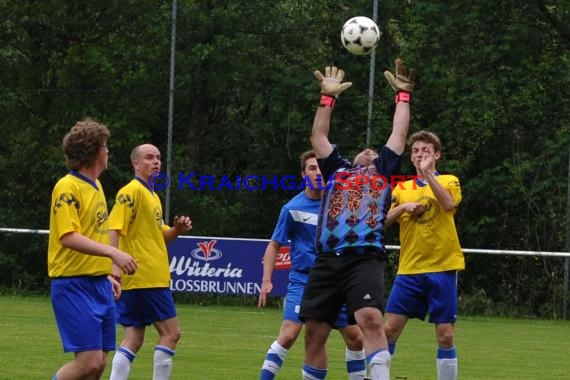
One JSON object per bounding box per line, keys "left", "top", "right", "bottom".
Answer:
{"left": 108, "top": 144, "right": 192, "bottom": 380}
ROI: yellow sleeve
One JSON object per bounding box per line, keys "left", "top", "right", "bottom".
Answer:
{"left": 51, "top": 182, "right": 82, "bottom": 239}
{"left": 109, "top": 185, "right": 137, "bottom": 236}
{"left": 445, "top": 175, "right": 462, "bottom": 207}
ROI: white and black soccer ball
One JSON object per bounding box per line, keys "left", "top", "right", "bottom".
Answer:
{"left": 341, "top": 16, "right": 380, "bottom": 56}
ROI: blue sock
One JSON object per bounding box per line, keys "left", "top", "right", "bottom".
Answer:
{"left": 260, "top": 341, "right": 287, "bottom": 380}
{"left": 388, "top": 342, "right": 396, "bottom": 356}
{"left": 437, "top": 347, "right": 458, "bottom": 380}
{"left": 302, "top": 364, "right": 327, "bottom": 379}
{"left": 437, "top": 347, "right": 457, "bottom": 359}
{"left": 155, "top": 344, "right": 175, "bottom": 356}
{"left": 366, "top": 349, "right": 382, "bottom": 364}
{"left": 117, "top": 346, "right": 136, "bottom": 362}
{"left": 345, "top": 348, "right": 365, "bottom": 378}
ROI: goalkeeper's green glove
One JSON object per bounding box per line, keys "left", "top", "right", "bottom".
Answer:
{"left": 314, "top": 66, "right": 353, "bottom": 98}
{"left": 384, "top": 58, "right": 415, "bottom": 93}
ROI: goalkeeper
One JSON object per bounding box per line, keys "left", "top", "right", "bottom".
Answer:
{"left": 258, "top": 150, "right": 365, "bottom": 380}
{"left": 299, "top": 59, "right": 415, "bottom": 380}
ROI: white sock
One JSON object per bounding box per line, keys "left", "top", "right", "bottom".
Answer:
{"left": 153, "top": 345, "right": 175, "bottom": 380}
{"left": 260, "top": 340, "right": 289, "bottom": 379}
{"left": 110, "top": 347, "right": 136, "bottom": 380}
{"left": 346, "top": 347, "right": 365, "bottom": 379}
{"left": 437, "top": 347, "right": 457, "bottom": 380}
{"left": 365, "top": 349, "right": 390, "bottom": 380}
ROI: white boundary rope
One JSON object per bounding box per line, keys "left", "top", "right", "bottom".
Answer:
{"left": 2, "top": 228, "right": 569, "bottom": 258}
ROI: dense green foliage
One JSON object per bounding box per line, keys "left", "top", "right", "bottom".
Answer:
{"left": 1, "top": 0, "right": 569, "bottom": 317}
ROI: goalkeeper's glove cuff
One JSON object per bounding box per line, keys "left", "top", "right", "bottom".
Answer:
{"left": 319, "top": 94, "right": 336, "bottom": 108}
{"left": 394, "top": 91, "right": 411, "bottom": 104}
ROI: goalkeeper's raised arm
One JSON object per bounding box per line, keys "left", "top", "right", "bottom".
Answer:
{"left": 384, "top": 58, "right": 415, "bottom": 155}
{"left": 310, "top": 66, "right": 352, "bottom": 160}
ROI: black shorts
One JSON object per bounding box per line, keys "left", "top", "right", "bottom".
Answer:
{"left": 299, "top": 252, "right": 385, "bottom": 326}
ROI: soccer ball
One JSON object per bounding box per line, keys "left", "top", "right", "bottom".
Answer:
{"left": 341, "top": 16, "right": 380, "bottom": 56}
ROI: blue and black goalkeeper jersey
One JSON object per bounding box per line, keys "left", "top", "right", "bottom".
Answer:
{"left": 316, "top": 145, "right": 402, "bottom": 255}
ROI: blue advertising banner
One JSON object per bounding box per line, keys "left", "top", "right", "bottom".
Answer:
{"left": 168, "top": 235, "right": 291, "bottom": 297}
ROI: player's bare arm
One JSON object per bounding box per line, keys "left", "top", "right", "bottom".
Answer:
{"left": 108, "top": 230, "right": 123, "bottom": 283}
{"left": 418, "top": 153, "right": 456, "bottom": 211}
{"left": 424, "top": 172, "right": 456, "bottom": 211}
{"left": 60, "top": 231, "right": 137, "bottom": 275}
{"left": 311, "top": 107, "right": 334, "bottom": 159}
{"left": 385, "top": 202, "right": 425, "bottom": 227}
{"left": 164, "top": 215, "right": 192, "bottom": 243}
{"left": 384, "top": 59, "right": 415, "bottom": 155}
{"left": 108, "top": 275, "right": 122, "bottom": 300}
{"left": 258, "top": 240, "right": 281, "bottom": 308}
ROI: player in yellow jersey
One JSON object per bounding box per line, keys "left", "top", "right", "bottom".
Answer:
{"left": 384, "top": 130, "right": 464, "bottom": 380}
{"left": 48, "top": 118, "right": 138, "bottom": 380}
{"left": 108, "top": 144, "right": 192, "bottom": 380}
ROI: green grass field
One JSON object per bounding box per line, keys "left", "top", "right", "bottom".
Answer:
{"left": 1, "top": 295, "right": 569, "bottom": 379}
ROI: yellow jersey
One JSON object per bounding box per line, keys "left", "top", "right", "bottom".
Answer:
{"left": 391, "top": 174, "right": 464, "bottom": 274}
{"left": 109, "top": 178, "right": 170, "bottom": 290}
{"left": 48, "top": 173, "right": 112, "bottom": 277}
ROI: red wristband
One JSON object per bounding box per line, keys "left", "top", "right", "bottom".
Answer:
{"left": 394, "top": 91, "right": 411, "bottom": 104}
{"left": 319, "top": 94, "right": 336, "bottom": 108}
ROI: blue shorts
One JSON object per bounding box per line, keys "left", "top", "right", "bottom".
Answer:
{"left": 284, "top": 279, "right": 350, "bottom": 328}
{"left": 51, "top": 276, "right": 116, "bottom": 353}
{"left": 386, "top": 271, "right": 458, "bottom": 324}
{"left": 116, "top": 288, "right": 177, "bottom": 327}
